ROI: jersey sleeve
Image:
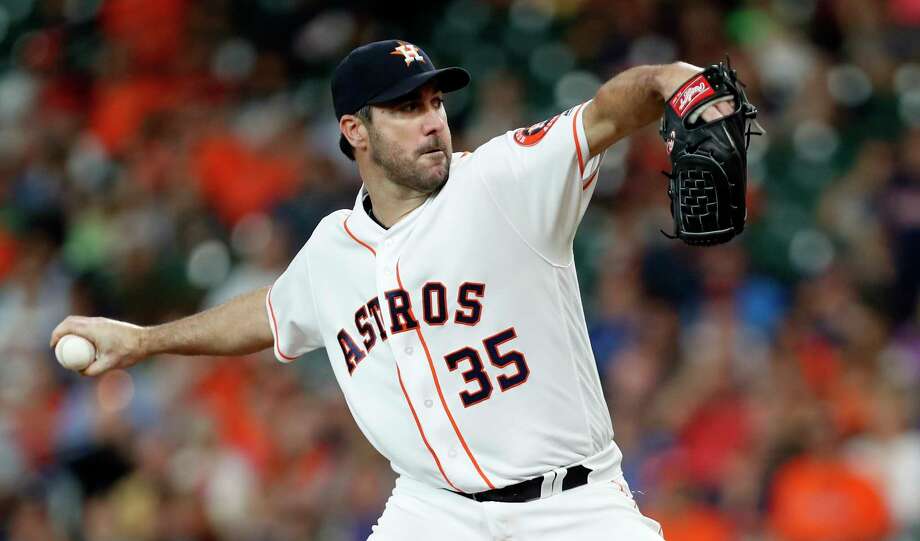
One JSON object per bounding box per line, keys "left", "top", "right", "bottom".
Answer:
{"left": 265, "top": 242, "right": 323, "bottom": 363}
{"left": 470, "top": 101, "right": 605, "bottom": 265}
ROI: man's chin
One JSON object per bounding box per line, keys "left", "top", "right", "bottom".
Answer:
{"left": 419, "top": 175, "right": 448, "bottom": 194}
{"left": 418, "top": 168, "right": 449, "bottom": 194}
{"left": 420, "top": 157, "right": 450, "bottom": 187}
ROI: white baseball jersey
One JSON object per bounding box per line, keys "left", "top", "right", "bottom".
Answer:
{"left": 266, "top": 101, "right": 623, "bottom": 494}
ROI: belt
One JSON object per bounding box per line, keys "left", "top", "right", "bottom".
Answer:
{"left": 454, "top": 464, "right": 591, "bottom": 503}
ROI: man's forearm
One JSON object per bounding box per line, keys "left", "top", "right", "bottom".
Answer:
{"left": 584, "top": 62, "right": 703, "bottom": 155}
{"left": 50, "top": 285, "right": 276, "bottom": 376}
{"left": 142, "top": 286, "right": 275, "bottom": 357}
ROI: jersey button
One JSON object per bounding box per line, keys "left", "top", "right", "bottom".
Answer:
{"left": 404, "top": 346, "right": 414, "bottom": 355}
{"left": 424, "top": 399, "right": 433, "bottom": 408}
{"left": 448, "top": 448, "right": 457, "bottom": 458}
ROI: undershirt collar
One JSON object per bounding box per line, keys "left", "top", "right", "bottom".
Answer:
{"left": 362, "top": 191, "right": 388, "bottom": 230}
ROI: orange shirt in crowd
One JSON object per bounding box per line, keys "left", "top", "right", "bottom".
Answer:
{"left": 0, "top": 228, "right": 18, "bottom": 282}
{"left": 769, "top": 455, "right": 890, "bottom": 541}
{"left": 89, "top": 77, "right": 184, "bottom": 154}
{"left": 192, "top": 135, "right": 299, "bottom": 225}
{"left": 648, "top": 503, "right": 736, "bottom": 541}
{"left": 101, "top": 0, "right": 188, "bottom": 67}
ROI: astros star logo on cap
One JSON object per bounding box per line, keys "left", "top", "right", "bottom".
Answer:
{"left": 390, "top": 41, "right": 425, "bottom": 66}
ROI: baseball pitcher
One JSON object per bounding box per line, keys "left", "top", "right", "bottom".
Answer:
{"left": 51, "top": 40, "right": 755, "bottom": 540}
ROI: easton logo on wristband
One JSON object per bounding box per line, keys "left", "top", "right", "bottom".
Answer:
{"left": 669, "top": 74, "right": 715, "bottom": 118}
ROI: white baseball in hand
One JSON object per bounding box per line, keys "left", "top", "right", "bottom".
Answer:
{"left": 55, "top": 334, "right": 96, "bottom": 371}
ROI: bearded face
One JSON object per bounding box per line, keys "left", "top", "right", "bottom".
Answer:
{"left": 366, "top": 123, "right": 452, "bottom": 194}
{"left": 350, "top": 84, "right": 453, "bottom": 194}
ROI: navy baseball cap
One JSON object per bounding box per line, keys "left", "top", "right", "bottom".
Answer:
{"left": 332, "top": 39, "right": 470, "bottom": 158}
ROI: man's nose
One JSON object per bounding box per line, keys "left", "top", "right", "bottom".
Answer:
{"left": 421, "top": 107, "right": 445, "bottom": 136}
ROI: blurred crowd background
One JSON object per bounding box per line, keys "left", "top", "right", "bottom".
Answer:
{"left": 1, "top": 0, "right": 919, "bottom": 540}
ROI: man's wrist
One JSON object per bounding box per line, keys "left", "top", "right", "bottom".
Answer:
{"left": 136, "top": 325, "right": 153, "bottom": 358}
{"left": 653, "top": 62, "right": 703, "bottom": 100}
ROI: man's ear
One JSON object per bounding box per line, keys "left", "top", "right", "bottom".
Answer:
{"left": 340, "top": 115, "right": 369, "bottom": 154}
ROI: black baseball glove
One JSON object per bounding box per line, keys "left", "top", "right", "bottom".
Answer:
{"left": 659, "top": 60, "right": 760, "bottom": 246}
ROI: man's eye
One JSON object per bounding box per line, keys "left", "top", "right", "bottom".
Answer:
{"left": 401, "top": 103, "right": 418, "bottom": 112}
{"left": 433, "top": 97, "right": 444, "bottom": 109}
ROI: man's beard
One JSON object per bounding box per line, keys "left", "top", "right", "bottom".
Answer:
{"left": 368, "top": 128, "right": 451, "bottom": 194}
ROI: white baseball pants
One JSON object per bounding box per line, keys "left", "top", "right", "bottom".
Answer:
{"left": 368, "top": 475, "right": 665, "bottom": 541}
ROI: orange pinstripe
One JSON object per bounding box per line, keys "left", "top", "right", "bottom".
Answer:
{"left": 266, "top": 286, "right": 299, "bottom": 361}
{"left": 396, "top": 363, "right": 460, "bottom": 491}
{"left": 572, "top": 102, "right": 588, "bottom": 177}
{"left": 343, "top": 216, "right": 376, "bottom": 256}
{"left": 339, "top": 217, "right": 461, "bottom": 489}
{"left": 396, "top": 262, "right": 496, "bottom": 490}
{"left": 582, "top": 169, "right": 599, "bottom": 191}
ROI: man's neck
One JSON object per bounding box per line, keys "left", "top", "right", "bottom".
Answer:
{"left": 362, "top": 180, "right": 429, "bottom": 229}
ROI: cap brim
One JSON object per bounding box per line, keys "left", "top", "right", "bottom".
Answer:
{"left": 367, "top": 67, "right": 470, "bottom": 105}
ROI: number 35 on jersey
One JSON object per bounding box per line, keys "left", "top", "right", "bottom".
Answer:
{"left": 337, "top": 280, "right": 530, "bottom": 408}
